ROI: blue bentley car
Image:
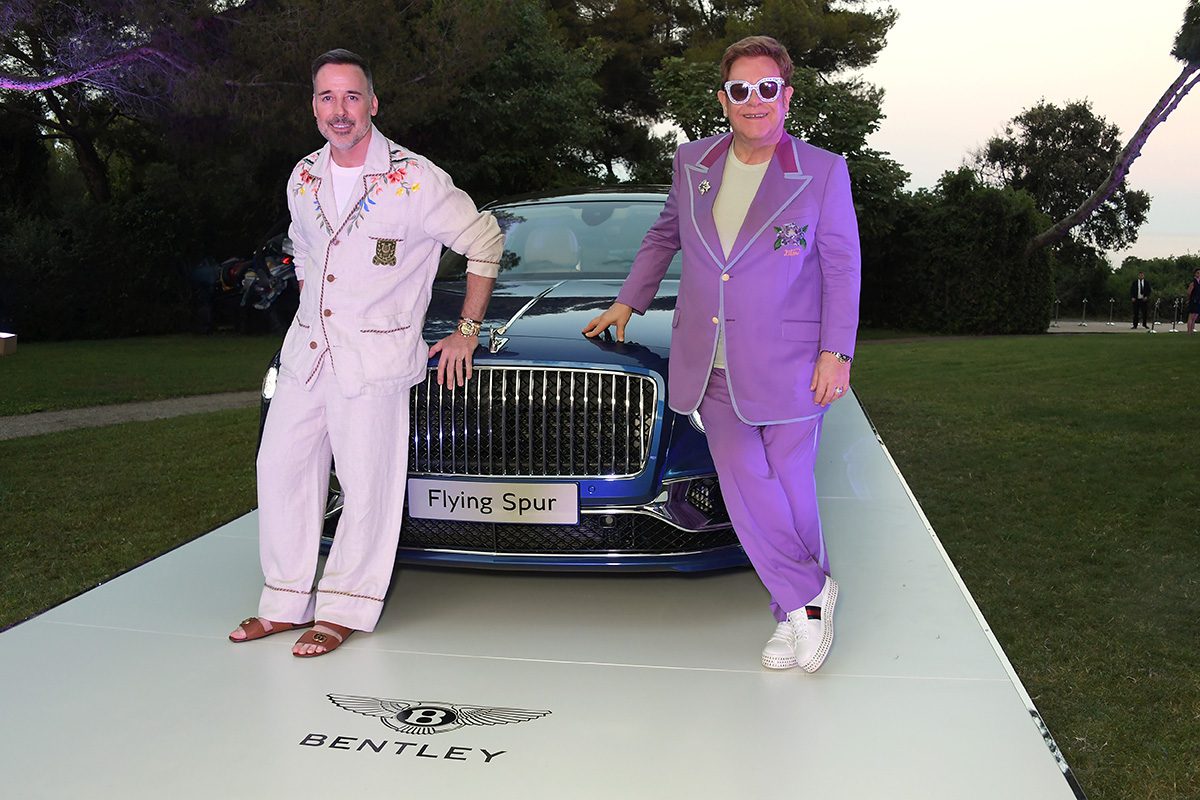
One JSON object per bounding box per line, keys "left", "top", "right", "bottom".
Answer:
{"left": 258, "top": 187, "right": 743, "bottom": 571}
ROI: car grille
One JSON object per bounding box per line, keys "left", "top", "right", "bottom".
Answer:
{"left": 409, "top": 366, "right": 658, "bottom": 478}
{"left": 398, "top": 512, "right": 739, "bottom": 555}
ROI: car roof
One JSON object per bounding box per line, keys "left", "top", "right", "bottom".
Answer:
{"left": 484, "top": 185, "right": 670, "bottom": 209}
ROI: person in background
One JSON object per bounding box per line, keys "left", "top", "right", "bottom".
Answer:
{"left": 1130, "top": 270, "right": 1152, "bottom": 329}
{"left": 1186, "top": 268, "right": 1200, "bottom": 334}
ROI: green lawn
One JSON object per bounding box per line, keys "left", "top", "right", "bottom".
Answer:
{"left": 0, "top": 408, "right": 260, "bottom": 627}
{"left": 0, "top": 332, "right": 1196, "bottom": 799}
{"left": 852, "top": 333, "right": 1198, "bottom": 800}
{"left": 0, "top": 334, "right": 283, "bottom": 415}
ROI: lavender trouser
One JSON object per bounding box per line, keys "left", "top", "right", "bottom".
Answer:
{"left": 255, "top": 368, "right": 409, "bottom": 632}
{"left": 698, "top": 369, "right": 830, "bottom": 622}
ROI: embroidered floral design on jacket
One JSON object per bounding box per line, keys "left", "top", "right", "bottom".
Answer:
{"left": 773, "top": 222, "right": 808, "bottom": 251}
{"left": 345, "top": 148, "right": 422, "bottom": 230}
{"left": 292, "top": 153, "right": 334, "bottom": 236}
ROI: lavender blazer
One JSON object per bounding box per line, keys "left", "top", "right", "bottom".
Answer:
{"left": 617, "top": 132, "right": 861, "bottom": 425}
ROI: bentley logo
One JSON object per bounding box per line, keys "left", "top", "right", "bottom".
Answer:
{"left": 328, "top": 694, "right": 551, "bottom": 735}
{"left": 371, "top": 238, "right": 398, "bottom": 266}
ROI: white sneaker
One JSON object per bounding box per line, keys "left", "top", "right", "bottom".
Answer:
{"left": 786, "top": 577, "right": 838, "bottom": 673}
{"left": 761, "top": 621, "right": 798, "bottom": 669}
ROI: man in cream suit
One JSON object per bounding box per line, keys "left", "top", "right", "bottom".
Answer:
{"left": 585, "top": 36, "right": 860, "bottom": 672}
{"left": 230, "top": 49, "right": 504, "bottom": 656}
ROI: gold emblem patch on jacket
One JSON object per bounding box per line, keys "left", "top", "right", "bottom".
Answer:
{"left": 372, "top": 238, "right": 398, "bottom": 266}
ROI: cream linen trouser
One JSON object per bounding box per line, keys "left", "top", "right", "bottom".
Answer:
{"left": 255, "top": 368, "right": 410, "bottom": 632}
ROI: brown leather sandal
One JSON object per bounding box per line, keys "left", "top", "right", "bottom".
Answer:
{"left": 229, "top": 617, "right": 312, "bottom": 643}
{"left": 293, "top": 622, "right": 353, "bottom": 657}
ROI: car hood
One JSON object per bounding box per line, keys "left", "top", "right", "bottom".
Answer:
{"left": 425, "top": 279, "right": 679, "bottom": 370}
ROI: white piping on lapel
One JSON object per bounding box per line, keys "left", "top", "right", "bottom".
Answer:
{"left": 685, "top": 133, "right": 733, "bottom": 270}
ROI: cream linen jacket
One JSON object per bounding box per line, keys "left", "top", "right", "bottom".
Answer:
{"left": 281, "top": 127, "right": 503, "bottom": 397}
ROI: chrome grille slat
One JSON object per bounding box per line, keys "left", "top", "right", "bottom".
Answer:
{"left": 569, "top": 372, "right": 575, "bottom": 474}
{"left": 624, "top": 378, "right": 630, "bottom": 474}
{"left": 407, "top": 366, "right": 656, "bottom": 479}
{"left": 476, "top": 370, "right": 484, "bottom": 476}
{"left": 582, "top": 372, "right": 589, "bottom": 473}
{"left": 501, "top": 370, "right": 509, "bottom": 476}
{"left": 610, "top": 373, "right": 617, "bottom": 475}
{"left": 523, "top": 371, "right": 532, "bottom": 474}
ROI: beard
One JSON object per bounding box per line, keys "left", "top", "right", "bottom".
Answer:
{"left": 318, "top": 115, "right": 370, "bottom": 152}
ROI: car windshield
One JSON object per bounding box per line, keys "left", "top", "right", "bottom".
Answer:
{"left": 436, "top": 199, "right": 683, "bottom": 281}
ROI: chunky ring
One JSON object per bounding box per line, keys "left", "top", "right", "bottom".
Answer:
{"left": 834, "top": 387, "right": 844, "bottom": 394}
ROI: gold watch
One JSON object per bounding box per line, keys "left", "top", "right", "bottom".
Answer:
{"left": 456, "top": 318, "right": 482, "bottom": 338}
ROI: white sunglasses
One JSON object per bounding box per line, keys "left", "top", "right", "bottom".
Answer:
{"left": 722, "top": 77, "right": 786, "bottom": 104}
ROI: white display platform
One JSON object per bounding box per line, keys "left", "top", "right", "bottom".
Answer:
{"left": 0, "top": 394, "right": 1084, "bottom": 799}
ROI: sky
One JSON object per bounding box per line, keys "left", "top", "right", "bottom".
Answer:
{"left": 856, "top": 0, "right": 1198, "bottom": 263}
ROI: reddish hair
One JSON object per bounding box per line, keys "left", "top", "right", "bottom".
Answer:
{"left": 720, "top": 36, "right": 793, "bottom": 84}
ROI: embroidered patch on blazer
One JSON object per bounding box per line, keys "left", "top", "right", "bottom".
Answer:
{"left": 371, "top": 238, "right": 399, "bottom": 266}
{"left": 774, "top": 222, "right": 809, "bottom": 256}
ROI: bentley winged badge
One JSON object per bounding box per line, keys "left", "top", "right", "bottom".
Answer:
{"left": 328, "top": 694, "right": 552, "bottom": 735}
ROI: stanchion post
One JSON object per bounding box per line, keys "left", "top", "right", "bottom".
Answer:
{"left": 1148, "top": 298, "right": 1159, "bottom": 333}
{"left": 1170, "top": 297, "right": 1182, "bottom": 333}
{"left": 1051, "top": 299, "right": 1060, "bottom": 327}
{"left": 1107, "top": 298, "right": 1116, "bottom": 325}
{"left": 1078, "top": 298, "right": 1088, "bottom": 326}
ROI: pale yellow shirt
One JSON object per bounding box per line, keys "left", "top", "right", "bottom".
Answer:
{"left": 710, "top": 149, "right": 769, "bottom": 369}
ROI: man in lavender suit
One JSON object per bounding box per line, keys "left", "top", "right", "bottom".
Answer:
{"left": 584, "top": 35, "right": 860, "bottom": 672}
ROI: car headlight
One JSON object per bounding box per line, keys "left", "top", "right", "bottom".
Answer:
{"left": 689, "top": 409, "right": 705, "bottom": 433}
{"left": 261, "top": 366, "right": 279, "bottom": 401}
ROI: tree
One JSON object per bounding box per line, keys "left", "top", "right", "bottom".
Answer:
{"left": 975, "top": 100, "right": 1150, "bottom": 253}
{"left": 546, "top": 0, "right": 695, "bottom": 181}
{"left": 404, "top": 0, "right": 607, "bottom": 200}
{"left": 0, "top": 0, "right": 212, "bottom": 201}
{"left": 1026, "top": 0, "right": 1200, "bottom": 254}
{"left": 0, "top": 0, "right": 193, "bottom": 95}
{"left": 546, "top": 0, "right": 897, "bottom": 181}
{"left": 865, "top": 169, "right": 1052, "bottom": 334}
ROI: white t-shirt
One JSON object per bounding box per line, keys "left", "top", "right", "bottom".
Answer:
{"left": 710, "top": 149, "right": 770, "bottom": 369}
{"left": 329, "top": 161, "right": 366, "bottom": 221}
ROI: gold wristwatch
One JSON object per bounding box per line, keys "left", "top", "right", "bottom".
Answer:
{"left": 456, "top": 317, "right": 482, "bottom": 338}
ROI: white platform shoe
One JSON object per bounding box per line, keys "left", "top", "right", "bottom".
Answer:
{"left": 761, "top": 576, "right": 839, "bottom": 672}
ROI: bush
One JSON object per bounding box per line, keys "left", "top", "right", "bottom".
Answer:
{"left": 861, "top": 169, "right": 1052, "bottom": 334}
{"left": 0, "top": 162, "right": 225, "bottom": 341}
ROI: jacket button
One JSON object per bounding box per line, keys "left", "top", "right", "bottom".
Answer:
{"left": 309, "top": 341, "right": 317, "bottom": 350}
{"left": 722, "top": 274, "right": 730, "bottom": 281}
{"left": 711, "top": 316, "right": 719, "bottom": 325}
{"left": 323, "top": 309, "right": 332, "bottom": 317}
{"left": 327, "top": 274, "right": 336, "bottom": 283}
{"left": 332, "top": 238, "right": 340, "bottom": 246}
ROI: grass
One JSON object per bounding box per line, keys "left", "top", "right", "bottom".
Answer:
{"left": 0, "top": 334, "right": 283, "bottom": 416}
{"left": 852, "top": 333, "right": 1198, "bottom": 800}
{"left": 0, "top": 408, "right": 260, "bottom": 627}
{"left": 0, "top": 331, "right": 1196, "bottom": 798}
